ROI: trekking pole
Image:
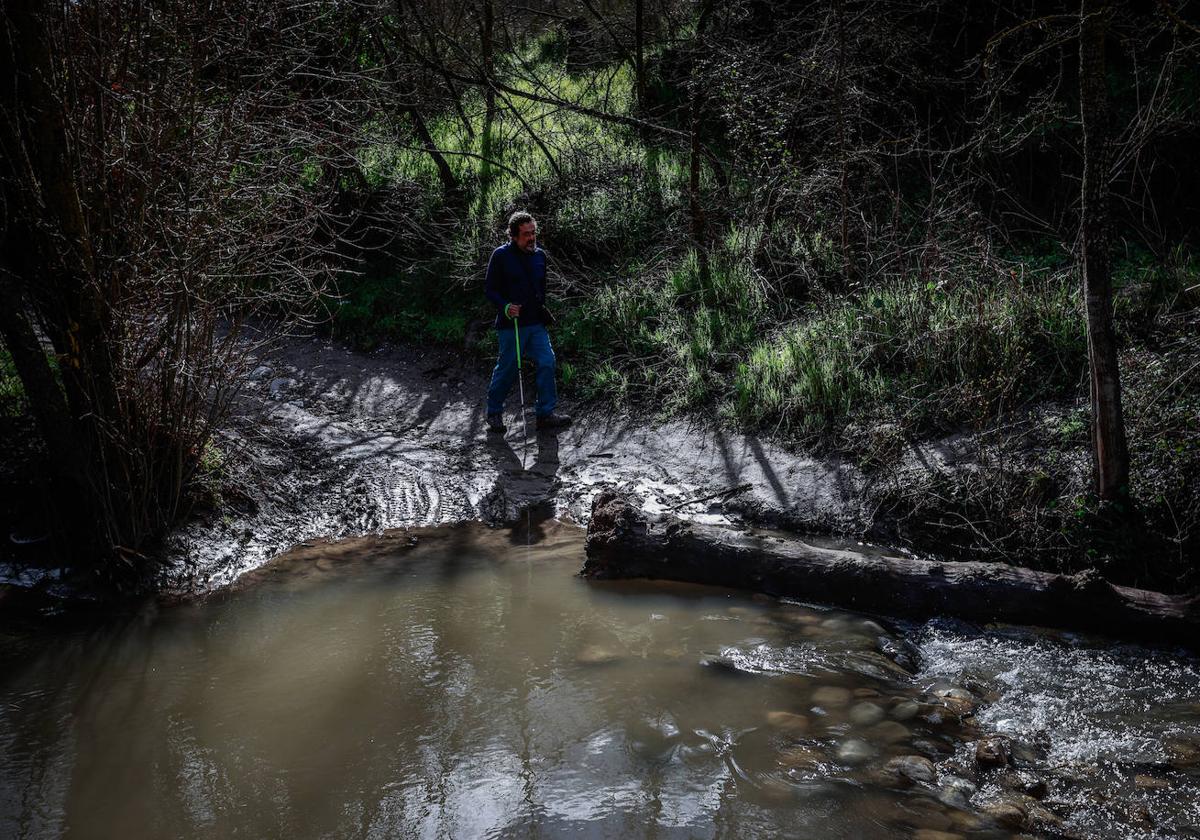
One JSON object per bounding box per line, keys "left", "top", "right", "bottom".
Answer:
{"left": 513, "top": 316, "right": 529, "bottom": 443}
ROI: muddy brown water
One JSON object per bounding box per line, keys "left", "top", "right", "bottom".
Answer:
{"left": 2, "top": 522, "right": 1198, "bottom": 839}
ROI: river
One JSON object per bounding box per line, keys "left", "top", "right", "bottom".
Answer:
{"left": 1, "top": 521, "right": 1197, "bottom": 838}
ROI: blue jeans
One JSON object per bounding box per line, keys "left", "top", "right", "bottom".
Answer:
{"left": 487, "top": 323, "right": 557, "bottom": 417}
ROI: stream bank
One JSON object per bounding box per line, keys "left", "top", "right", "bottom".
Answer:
{"left": 1, "top": 334, "right": 1193, "bottom": 634}
{"left": 155, "top": 334, "right": 874, "bottom": 593}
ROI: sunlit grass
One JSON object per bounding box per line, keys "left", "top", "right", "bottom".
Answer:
{"left": 733, "top": 276, "right": 1089, "bottom": 439}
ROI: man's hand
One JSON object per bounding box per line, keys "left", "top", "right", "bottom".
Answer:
{"left": 505, "top": 303, "right": 522, "bottom": 319}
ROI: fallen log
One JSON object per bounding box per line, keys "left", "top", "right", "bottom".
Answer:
{"left": 584, "top": 490, "right": 1200, "bottom": 647}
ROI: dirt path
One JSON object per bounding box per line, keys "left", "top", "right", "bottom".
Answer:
{"left": 164, "top": 335, "right": 883, "bottom": 591}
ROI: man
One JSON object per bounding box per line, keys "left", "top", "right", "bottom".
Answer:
{"left": 484, "top": 211, "right": 572, "bottom": 433}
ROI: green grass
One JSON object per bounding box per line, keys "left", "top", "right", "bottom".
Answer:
{"left": 732, "top": 274, "right": 1088, "bottom": 441}
{"left": 325, "top": 262, "right": 476, "bottom": 350}
{"left": 553, "top": 245, "right": 771, "bottom": 409}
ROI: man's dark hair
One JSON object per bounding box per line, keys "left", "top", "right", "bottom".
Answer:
{"left": 508, "top": 211, "right": 536, "bottom": 239}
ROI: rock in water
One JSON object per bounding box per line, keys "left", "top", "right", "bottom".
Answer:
{"left": 836, "top": 738, "right": 875, "bottom": 765}
{"left": 811, "top": 685, "right": 853, "bottom": 709}
{"left": 868, "top": 720, "right": 912, "bottom": 745}
{"left": 891, "top": 699, "right": 921, "bottom": 721}
{"left": 975, "top": 734, "right": 1013, "bottom": 769}
{"left": 937, "top": 777, "right": 976, "bottom": 809}
{"left": 980, "top": 800, "right": 1028, "bottom": 831}
{"left": 575, "top": 644, "right": 621, "bottom": 665}
{"left": 1166, "top": 736, "right": 1200, "bottom": 769}
{"left": 765, "top": 711, "right": 810, "bottom": 733}
{"left": 849, "top": 701, "right": 886, "bottom": 726}
{"left": 885, "top": 755, "right": 937, "bottom": 784}
{"left": 777, "top": 744, "right": 825, "bottom": 769}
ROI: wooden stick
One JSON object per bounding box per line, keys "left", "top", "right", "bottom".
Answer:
{"left": 669, "top": 482, "right": 754, "bottom": 511}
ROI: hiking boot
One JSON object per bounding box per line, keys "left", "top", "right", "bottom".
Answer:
{"left": 486, "top": 413, "right": 506, "bottom": 434}
{"left": 535, "top": 412, "right": 572, "bottom": 430}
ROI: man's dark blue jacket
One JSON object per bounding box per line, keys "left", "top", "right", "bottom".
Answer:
{"left": 484, "top": 242, "right": 547, "bottom": 329}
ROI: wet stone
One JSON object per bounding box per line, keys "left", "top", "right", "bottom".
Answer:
{"left": 1166, "top": 736, "right": 1200, "bottom": 769}
{"left": 849, "top": 701, "right": 886, "bottom": 726}
{"left": 576, "top": 644, "right": 621, "bottom": 665}
{"left": 765, "top": 711, "right": 810, "bottom": 733}
{"left": 1134, "top": 774, "right": 1170, "bottom": 790}
{"left": 884, "top": 755, "right": 937, "bottom": 784}
{"left": 911, "top": 738, "right": 954, "bottom": 760}
{"left": 938, "top": 755, "right": 976, "bottom": 781}
{"left": 937, "top": 777, "right": 976, "bottom": 809}
{"left": 811, "top": 685, "right": 853, "bottom": 709}
{"left": 855, "top": 651, "right": 914, "bottom": 678}
{"left": 777, "top": 744, "right": 826, "bottom": 769}
{"left": 627, "top": 720, "right": 681, "bottom": 761}
{"left": 1010, "top": 732, "right": 1050, "bottom": 764}
{"left": 1024, "top": 798, "right": 1064, "bottom": 830}
{"left": 934, "top": 695, "right": 976, "bottom": 718}
{"left": 980, "top": 799, "right": 1028, "bottom": 831}
{"left": 912, "top": 832, "right": 964, "bottom": 840}
{"left": 867, "top": 720, "right": 912, "bottom": 745}
{"left": 1125, "top": 801, "right": 1155, "bottom": 827}
{"left": 997, "top": 768, "right": 1048, "bottom": 799}
{"left": 699, "top": 655, "right": 750, "bottom": 676}
{"left": 836, "top": 738, "right": 875, "bottom": 765}
{"left": 975, "top": 734, "right": 1013, "bottom": 769}
{"left": 891, "top": 699, "right": 921, "bottom": 721}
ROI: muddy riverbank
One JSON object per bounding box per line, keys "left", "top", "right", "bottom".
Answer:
{"left": 1, "top": 333, "right": 1191, "bottom": 625}
{"left": 138, "top": 332, "right": 1087, "bottom": 598}
{"left": 156, "top": 334, "right": 879, "bottom": 593}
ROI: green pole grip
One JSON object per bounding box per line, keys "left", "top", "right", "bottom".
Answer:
{"left": 513, "top": 316, "right": 522, "bottom": 369}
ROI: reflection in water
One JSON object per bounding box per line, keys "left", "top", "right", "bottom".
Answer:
{"left": 1, "top": 522, "right": 1197, "bottom": 839}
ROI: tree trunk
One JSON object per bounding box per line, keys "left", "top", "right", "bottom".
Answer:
{"left": 688, "top": 0, "right": 713, "bottom": 282}
{"left": 0, "top": 1, "right": 118, "bottom": 558}
{"left": 585, "top": 492, "right": 1200, "bottom": 647}
{"left": 0, "top": 272, "right": 79, "bottom": 493}
{"left": 407, "top": 104, "right": 463, "bottom": 202}
{"left": 1079, "top": 0, "right": 1130, "bottom": 501}
{"left": 415, "top": 12, "right": 475, "bottom": 140}
{"left": 835, "top": 0, "right": 851, "bottom": 286}
{"left": 481, "top": 0, "right": 496, "bottom": 130}
{"left": 635, "top": 0, "right": 646, "bottom": 111}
